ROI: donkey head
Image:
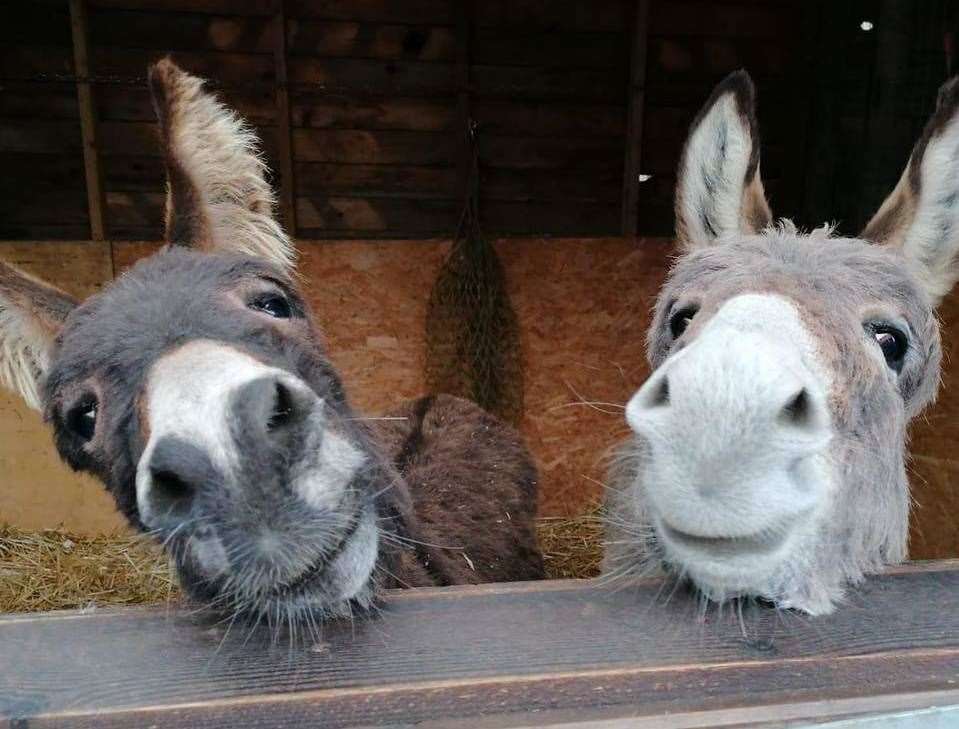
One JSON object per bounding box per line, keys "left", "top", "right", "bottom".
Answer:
{"left": 0, "top": 60, "right": 398, "bottom": 622}
{"left": 607, "top": 71, "right": 959, "bottom": 614}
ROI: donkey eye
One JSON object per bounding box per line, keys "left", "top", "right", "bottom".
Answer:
{"left": 868, "top": 324, "right": 908, "bottom": 371}
{"left": 669, "top": 306, "right": 699, "bottom": 339}
{"left": 66, "top": 398, "right": 98, "bottom": 441}
{"left": 250, "top": 294, "right": 292, "bottom": 319}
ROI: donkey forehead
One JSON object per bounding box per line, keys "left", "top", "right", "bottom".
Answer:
{"left": 665, "top": 233, "right": 931, "bottom": 321}
{"left": 47, "top": 248, "right": 297, "bottom": 389}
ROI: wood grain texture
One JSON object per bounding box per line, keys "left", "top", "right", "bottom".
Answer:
{"left": 621, "top": 0, "right": 650, "bottom": 235}
{"left": 69, "top": 0, "right": 107, "bottom": 240}
{"left": 1, "top": 562, "right": 957, "bottom": 728}
{"left": 271, "top": 0, "right": 296, "bottom": 232}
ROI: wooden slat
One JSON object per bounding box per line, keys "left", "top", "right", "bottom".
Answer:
{"left": 88, "top": 9, "right": 274, "bottom": 53}
{"left": 69, "top": 0, "right": 107, "bottom": 241}
{"left": 2, "top": 563, "right": 957, "bottom": 727}
{"left": 271, "top": 0, "right": 296, "bottom": 232}
{"left": 479, "top": 135, "right": 622, "bottom": 170}
{"left": 296, "top": 195, "right": 458, "bottom": 232}
{"left": 649, "top": 0, "right": 797, "bottom": 39}
{"left": 0, "top": 82, "right": 80, "bottom": 120}
{"left": 292, "top": 128, "right": 454, "bottom": 164}
{"left": 473, "top": 0, "right": 631, "bottom": 33}
{"left": 621, "top": 0, "right": 650, "bottom": 234}
{"left": 291, "top": 96, "right": 456, "bottom": 131}
{"left": 96, "top": 87, "right": 276, "bottom": 124}
{"left": 473, "top": 100, "right": 625, "bottom": 137}
{"left": 295, "top": 163, "right": 458, "bottom": 196}
{"left": 455, "top": 0, "right": 472, "bottom": 202}
{"left": 481, "top": 166, "right": 622, "bottom": 202}
{"left": 285, "top": 0, "right": 455, "bottom": 25}
{"left": 287, "top": 21, "right": 456, "bottom": 61}
{"left": 472, "top": 27, "right": 628, "bottom": 69}
{"left": 89, "top": 0, "right": 276, "bottom": 16}
{"left": 471, "top": 64, "right": 624, "bottom": 102}
{"left": 288, "top": 56, "right": 455, "bottom": 95}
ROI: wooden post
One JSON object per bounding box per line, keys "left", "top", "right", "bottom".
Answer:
{"left": 69, "top": 0, "right": 107, "bottom": 241}
{"left": 621, "top": 0, "right": 650, "bottom": 236}
{"left": 455, "top": 0, "right": 473, "bottom": 203}
{"left": 272, "top": 0, "right": 296, "bottom": 234}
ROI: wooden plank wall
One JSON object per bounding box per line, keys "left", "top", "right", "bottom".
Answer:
{"left": 638, "top": 0, "right": 810, "bottom": 234}
{"left": 0, "top": 0, "right": 639, "bottom": 240}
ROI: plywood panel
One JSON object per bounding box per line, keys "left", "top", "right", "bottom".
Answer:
{"left": 2, "top": 236, "right": 957, "bottom": 561}
{"left": 0, "top": 242, "right": 126, "bottom": 534}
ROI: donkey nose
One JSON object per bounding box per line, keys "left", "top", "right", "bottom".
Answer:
{"left": 626, "top": 333, "right": 830, "bottom": 447}
{"left": 143, "top": 437, "right": 220, "bottom": 525}
{"left": 232, "top": 374, "right": 320, "bottom": 435}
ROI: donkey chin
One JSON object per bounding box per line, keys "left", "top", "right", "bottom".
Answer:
{"left": 132, "top": 338, "right": 381, "bottom": 619}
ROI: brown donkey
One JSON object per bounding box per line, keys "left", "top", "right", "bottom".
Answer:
{"left": 605, "top": 71, "right": 959, "bottom": 614}
{"left": 0, "top": 59, "right": 543, "bottom": 624}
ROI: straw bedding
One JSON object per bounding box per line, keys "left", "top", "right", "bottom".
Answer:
{"left": 0, "top": 510, "right": 604, "bottom": 613}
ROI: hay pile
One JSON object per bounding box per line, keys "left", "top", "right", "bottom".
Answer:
{"left": 536, "top": 507, "right": 605, "bottom": 580}
{"left": 0, "top": 511, "right": 605, "bottom": 613}
{"left": 0, "top": 526, "right": 177, "bottom": 613}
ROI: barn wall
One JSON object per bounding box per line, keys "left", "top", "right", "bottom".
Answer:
{"left": 1, "top": 0, "right": 828, "bottom": 241}
{"left": 0, "top": 0, "right": 638, "bottom": 240}
{"left": 0, "top": 236, "right": 957, "bottom": 560}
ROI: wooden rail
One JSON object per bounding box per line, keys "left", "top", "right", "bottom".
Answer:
{"left": 2, "top": 560, "right": 958, "bottom": 728}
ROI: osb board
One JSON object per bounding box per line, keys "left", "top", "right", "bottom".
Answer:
{"left": 0, "top": 241, "right": 125, "bottom": 534}
{"left": 1, "top": 237, "right": 957, "bottom": 560}
{"left": 908, "top": 287, "right": 959, "bottom": 559}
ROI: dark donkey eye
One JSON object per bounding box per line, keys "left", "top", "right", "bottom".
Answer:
{"left": 868, "top": 324, "right": 908, "bottom": 372}
{"left": 669, "top": 305, "right": 699, "bottom": 339}
{"left": 66, "top": 398, "right": 98, "bottom": 441}
{"left": 250, "top": 293, "right": 292, "bottom": 319}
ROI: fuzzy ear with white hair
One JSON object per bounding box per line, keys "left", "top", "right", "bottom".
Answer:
{"left": 0, "top": 261, "right": 77, "bottom": 411}
{"left": 674, "top": 70, "right": 772, "bottom": 251}
{"left": 148, "top": 57, "right": 295, "bottom": 274}
{"left": 862, "top": 76, "right": 959, "bottom": 305}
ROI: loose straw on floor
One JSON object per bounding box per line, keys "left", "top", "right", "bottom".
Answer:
{"left": 0, "top": 508, "right": 605, "bottom": 613}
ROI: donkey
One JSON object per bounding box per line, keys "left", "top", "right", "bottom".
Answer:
{"left": 604, "top": 70, "right": 959, "bottom": 615}
{"left": 0, "top": 59, "right": 543, "bottom": 625}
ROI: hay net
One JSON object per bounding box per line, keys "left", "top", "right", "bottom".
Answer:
{"left": 425, "top": 120, "right": 524, "bottom": 424}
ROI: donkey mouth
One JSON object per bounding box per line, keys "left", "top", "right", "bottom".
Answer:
{"left": 269, "top": 515, "right": 365, "bottom": 599}
{"left": 660, "top": 521, "right": 789, "bottom": 559}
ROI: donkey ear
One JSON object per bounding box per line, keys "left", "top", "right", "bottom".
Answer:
{"left": 862, "top": 76, "right": 959, "bottom": 305}
{"left": 0, "top": 261, "right": 77, "bottom": 411}
{"left": 148, "top": 58, "right": 295, "bottom": 274}
{"left": 674, "top": 70, "right": 772, "bottom": 251}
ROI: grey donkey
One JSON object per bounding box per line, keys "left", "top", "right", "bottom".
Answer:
{"left": 0, "top": 59, "right": 543, "bottom": 627}
{"left": 604, "top": 70, "right": 959, "bottom": 615}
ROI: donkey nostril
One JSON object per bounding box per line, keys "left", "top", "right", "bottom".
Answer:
{"left": 779, "top": 388, "right": 810, "bottom": 427}
{"left": 649, "top": 375, "right": 670, "bottom": 407}
{"left": 149, "top": 468, "right": 195, "bottom": 516}
{"left": 268, "top": 381, "right": 296, "bottom": 430}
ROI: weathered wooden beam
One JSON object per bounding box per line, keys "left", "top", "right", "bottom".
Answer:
{"left": 272, "top": 0, "right": 297, "bottom": 234}
{"left": 69, "top": 0, "right": 107, "bottom": 241}
{"left": 621, "top": 0, "right": 650, "bottom": 235}
{"left": 2, "top": 562, "right": 958, "bottom": 727}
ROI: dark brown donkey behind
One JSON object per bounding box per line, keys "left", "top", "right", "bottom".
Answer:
{"left": 0, "top": 59, "right": 543, "bottom": 625}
